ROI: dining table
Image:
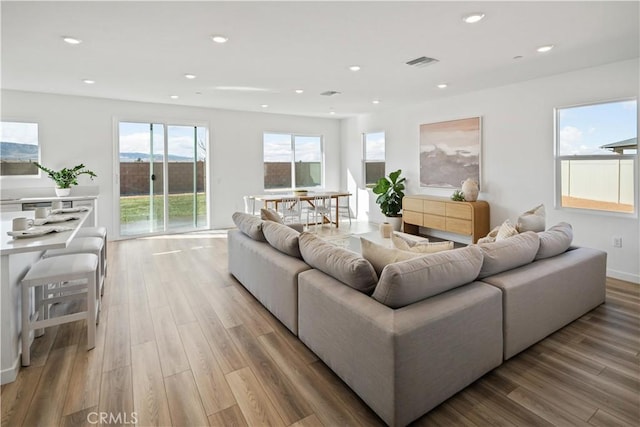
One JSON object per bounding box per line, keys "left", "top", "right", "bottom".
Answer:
{"left": 251, "top": 191, "right": 351, "bottom": 227}
{"left": 0, "top": 208, "right": 92, "bottom": 384}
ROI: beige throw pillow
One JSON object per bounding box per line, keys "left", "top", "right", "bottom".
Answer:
{"left": 477, "top": 225, "right": 500, "bottom": 244}
{"left": 232, "top": 212, "right": 266, "bottom": 241}
{"left": 260, "top": 208, "right": 283, "bottom": 224}
{"left": 391, "top": 232, "right": 429, "bottom": 249}
{"left": 299, "top": 233, "right": 378, "bottom": 294}
{"left": 536, "top": 222, "right": 573, "bottom": 260}
{"left": 361, "top": 238, "right": 423, "bottom": 276}
{"left": 517, "top": 204, "right": 546, "bottom": 233}
{"left": 496, "top": 219, "right": 518, "bottom": 241}
{"left": 261, "top": 220, "right": 301, "bottom": 258}
{"left": 372, "top": 245, "right": 484, "bottom": 308}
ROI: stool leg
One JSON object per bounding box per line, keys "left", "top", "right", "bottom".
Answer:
{"left": 34, "top": 285, "right": 44, "bottom": 338}
{"left": 87, "top": 274, "right": 96, "bottom": 350}
{"left": 21, "top": 285, "right": 31, "bottom": 366}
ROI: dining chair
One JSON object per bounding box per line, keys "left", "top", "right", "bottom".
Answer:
{"left": 243, "top": 195, "right": 258, "bottom": 215}
{"left": 307, "top": 195, "right": 333, "bottom": 231}
{"left": 333, "top": 194, "right": 352, "bottom": 226}
{"left": 279, "top": 196, "right": 302, "bottom": 224}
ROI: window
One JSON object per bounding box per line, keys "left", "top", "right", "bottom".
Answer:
{"left": 555, "top": 98, "right": 637, "bottom": 214}
{"left": 0, "top": 121, "right": 39, "bottom": 176}
{"left": 364, "top": 131, "right": 385, "bottom": 186}
{"left": 263, "top": 133, "right": 322, "bottom": 189}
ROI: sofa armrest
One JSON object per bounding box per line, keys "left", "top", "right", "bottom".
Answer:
{"left": 298, "top": 269, "right": 502, "bottom": 426}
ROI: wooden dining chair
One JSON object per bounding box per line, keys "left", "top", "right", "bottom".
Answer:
{"left": 307, "top": 195, "right": 333, "bottom": 230}
{"left": 279, "top": 196, "right": 302, "bottom": 224}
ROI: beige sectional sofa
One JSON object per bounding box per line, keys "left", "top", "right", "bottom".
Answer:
{"left": 227, "top": 212, "right": 606, "bottom": 426}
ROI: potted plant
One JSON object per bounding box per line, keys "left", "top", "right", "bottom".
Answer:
{"left": 34, "top": 162, "right": 97, "bottom": 197}
{"left": 372, "top": 169, "right": 405, "bottom": 231}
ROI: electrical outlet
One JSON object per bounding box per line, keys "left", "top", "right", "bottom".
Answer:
{"left": 612, "top": 236, "right": 622, "bottom": 248}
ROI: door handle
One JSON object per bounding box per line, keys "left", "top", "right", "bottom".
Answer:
{"left": 151, "top": 174, "right": 156, "bottom": 181}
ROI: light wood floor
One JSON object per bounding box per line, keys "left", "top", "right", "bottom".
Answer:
{"left": 2, "top": 227, "right": 639, "bottom": 426}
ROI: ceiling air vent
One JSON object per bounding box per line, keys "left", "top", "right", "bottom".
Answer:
{"left": 406, "top": 56, "right": 439, "bottom": 68}
{"left": 320, "top": 90, "right": 341, "bottom": 96}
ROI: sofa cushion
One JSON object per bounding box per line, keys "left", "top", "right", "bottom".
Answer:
{"left": 232, "top": 211, "right": 266, "bottom": 242}
{"left": 299, "top": 232, "right": 378, "bottom": 293}
{"left": 261, "top": 208, "right": 283, "bottom": 223}
{"left": 496, "top": 219, "right": 518, "bottom": 241}
{"left": 477, "top": 231, "right": 540, "bottom": 279}
{"left": 517, "top": 204, "right": 546, "bottom": 233}
{"left": 261, "top": 220, "right": 301, "bottom": 258}
{"left": 391, "top": 234, "right": 454, "bottom": 254}
{"left": 361, "top": 238, "right": 423, "bottom": 276}
{"left": 536, "top": 222, "right": 573, "bottom": 260}
{"left": 372, "top": 245, "right": 484, "bottom": 308}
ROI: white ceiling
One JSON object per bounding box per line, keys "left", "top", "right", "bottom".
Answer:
{"left": 2, "top": 1, "right": 639, "bottom": 118}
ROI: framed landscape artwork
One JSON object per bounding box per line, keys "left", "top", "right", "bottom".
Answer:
{"left": 419, "top": 116, "right": 481, "bottom": 188}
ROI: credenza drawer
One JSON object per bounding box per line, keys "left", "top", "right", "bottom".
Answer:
{"left": 403, "top": 210, "right": 423, "bottom": 226}
{"left": 446, "top": 203, "right": 472, "bottom": 220}
{"left": 423, "top": 214, "right": 446, "bottom": 230}
{"left": 446, "top": 218, "right": 472, "bottom": 235}
{"left": 403, "top": 197, "right": 424, "bottom": 212}
{"left": 424, "top": 200, "right": 446, "bottom": 216}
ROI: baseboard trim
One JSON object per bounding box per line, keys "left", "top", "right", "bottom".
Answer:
{"left": 607, "top": 269, "right": 640, "bottom": 284}
{"left": 1, "top": 356, "right": 20, "bottom": 385}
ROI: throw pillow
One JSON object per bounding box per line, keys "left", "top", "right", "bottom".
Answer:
{"left": 477, "top": 225, "right": 500, "bottom": 244}
{"left": 517, "top": 204, "right": 546, "bottom": 233}
{"left": 391, "top": 234, "right": 454, "bottom": 254}
{"left": 299, "top": 233, "right": 378, "bottom": 294}
{"left": 260, "top": 208, "right": 283, "bottom": 224}
{"left": 536, "top": 222, "right": 573, "bottom": 260}
{"left": 372, "top": 245, "right": 484, "bottom": 308}
{"left": 361, "top": 238, "right": 423, "bottom": 276}
{"left": 477, "top": 231, "right": 540, "bottom": 279}
{"left": 232, "top": 211, "right": 266, "bottom": 242}
{"left": 391, "top": 232, "right": 429, "bottom": 249}
{"left": 261, "top": 220, "right": 301, "bottom": 258}
{"left": 496, "top": 219, "right": 518, "bottom": 241}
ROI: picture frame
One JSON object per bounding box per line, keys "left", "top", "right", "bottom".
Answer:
{"left": 419, "top": 116, "right": 481, "bottom": 188}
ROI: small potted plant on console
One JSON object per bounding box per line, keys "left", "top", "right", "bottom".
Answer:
{"left": 34, "top": 163, "right": 97, "bottom": 197}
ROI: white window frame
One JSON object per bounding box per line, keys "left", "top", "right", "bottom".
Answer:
{"left": 0, "top": 120, "right": 41, "bottom": 178}
{"left": 554, "top": 97, "right": 638, "bottom": 217}
{"left": 263, "top": 132, "right": 324, "bottom": 190}
{"left": 363, "top": 131, "right": 386, "bottom": 187}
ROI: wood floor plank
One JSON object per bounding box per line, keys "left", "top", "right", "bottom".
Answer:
{"left": 23, "top": 345, "right": 77, "bottom": 427}
{"left": 289, "top": 413, "right": 325, "bottom": 427}
{"left": 151, "top": 305, "right": 190, "bottom": 377}
{"left": 131, "top": 341, "right": 172, "bottom": 427}
{"left": 588, "top": 408, "right": 634, "bottom": 427}
{"left": 200, "top": 284, "right": 244, "bottom": 329}
{"left": 225, "top": 367, "right": 286, "bottom": 427}
{"left": 208, "top": 405, "right": 248, "bottom": 427}
{"left": 164, "top": 370, "right": 211, "bottom": 427}
{"left": 161, "top": 276, "right": 198, "bottom": 325}
{"left": 223, "top": 285, "right": 274, "bottom": 337}
{"left": 102, "top": 304, "right": 131, "bottom": 372}
{"left": 178, "top": 321, "right": 236, "bottom": 415}
{"left": 195, "top": 305, "right": 247, "bottom": 375}
{"left": 98, "top": 366, "right": 134, "bottom": 426}
{"left": 28, "top": 324, "right": 59, "bottom": 367}
{"left": 506, "top": 386, "right": 591, "bottom": 426}
{"left": 60, "top": 405, "right": 97, "bottom": 427}
{"left": 0, "top": 365, "right": 43, "bottom": 427}
{"left": 128, "top": 290, "right": 156, "bottom": 346}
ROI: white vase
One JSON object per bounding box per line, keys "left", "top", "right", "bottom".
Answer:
{"left": 55, "top": 187, "right": 71, "bottom": 197}
{"left": 385, "top": 216, "right": 402, "bottom": 232}
{"left": 379, "top": 222, "right": 393, "bottom": 238}
{"left": 461, "top": 178, "right": 479, "bottom": 202}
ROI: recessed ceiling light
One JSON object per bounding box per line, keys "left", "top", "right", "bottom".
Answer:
{"left": 437, "top": 83, "right": 448, "bottom": 89}
{"left": 462, "top": 13, "right": 485, "bottom": 24}
{"left": 261, "top": 104, "right": 269, "bottom": 108}
{"left": 372, "top": 100, "right": 380, "bottom": 104}
{"left": 349, "top": 65, "right": 361, "bottom": 72}
{"left": 184, "top": 74, "right": 196, "bottom": 79}
{"left": 82, "top": 79, "right": 95, "bottom": 84}
{"left": 211, "top": 35, "right": 229, "bottom": 44}
{"left": 295, "top": 89, "right": 304, "bottom": 94}
{"left": 62, "top": 36, "right": 82, "bottom": 45}
{"left": 537, "top": 45, "right": 554, "bottom": 53}
{"left": 170, "top": 95, "right": 179, "bottom": 99}
{"left": 329, "top": 111, "right": 336, "bottom": 115}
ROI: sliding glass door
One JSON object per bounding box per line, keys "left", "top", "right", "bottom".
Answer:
{"left": 118, "top": 121, "right": 208, "bottom": 237}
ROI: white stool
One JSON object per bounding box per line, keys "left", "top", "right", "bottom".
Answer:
{"left": 21, "top": 253, "right": 99, "bottom": 366}
{"left": 44, "top": 237, "right": 105, "bottom": 297}
{"left": 75, "top": 227, "right": 108, "bottom": 277}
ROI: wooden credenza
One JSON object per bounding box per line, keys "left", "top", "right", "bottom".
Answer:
{"left": 402, "top": 195, "right": 490, "bottom": 243}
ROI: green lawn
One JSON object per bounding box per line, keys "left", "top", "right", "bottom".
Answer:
{"left": 120, "top": 193, "right": 206, "bottom": 224}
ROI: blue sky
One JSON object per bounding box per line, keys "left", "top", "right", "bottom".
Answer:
{"left": 119, "top": 122, "right": 206, "bottom": 160}
{"left": 365, "top": 131, "right": 385, "bottom": 161}
{"left": 558, "top": 99, "right": 637, "bottom": 155}
{"left": 263, "top": 133, "right": 321, "bottom": 162}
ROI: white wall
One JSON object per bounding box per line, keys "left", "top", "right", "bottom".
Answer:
{"left": 341, "top": 59, "right": 640, "bottom": 283}
{"left": 1, "top": 90, "right": 341, "bottom": 235}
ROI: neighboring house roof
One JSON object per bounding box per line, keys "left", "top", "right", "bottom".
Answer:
{"left": 600, "top": 137, "right": 637, "bottom": 153}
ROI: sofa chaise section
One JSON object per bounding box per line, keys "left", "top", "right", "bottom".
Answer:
{"left": 480, "top": 246, "right": 606, "bottom": 359}
{"left": 297, "top": 269, "right": 503, "bottom": 427}
{"left": 228, "top": 228, "right": 310, "bottom": 334}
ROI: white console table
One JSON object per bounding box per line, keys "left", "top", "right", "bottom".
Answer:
{"left": 0, "top": 209, "right": 91, "bottom": 384}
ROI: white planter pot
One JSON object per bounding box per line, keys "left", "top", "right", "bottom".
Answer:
{"left": 55, "top": 187, "right": 71, "bottom": 197}
{"left": 385, "top": 216, "right": 402, "bottom": 232}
